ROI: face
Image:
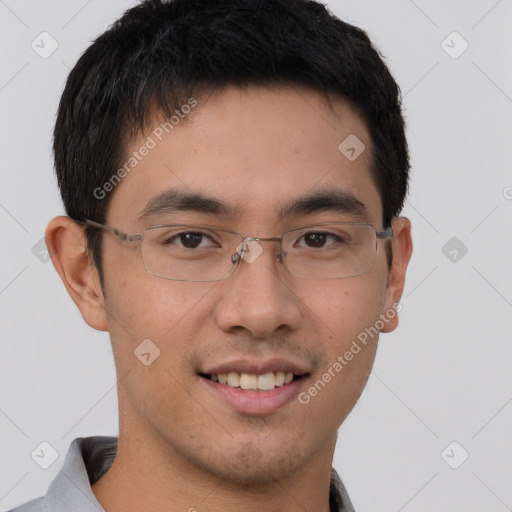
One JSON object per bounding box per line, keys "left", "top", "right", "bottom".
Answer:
{"left": 91, "top": 85, "right": 407, "bottom": 483}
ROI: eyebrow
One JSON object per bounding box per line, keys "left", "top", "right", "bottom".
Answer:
{"left": 279, "top": 189, "right": 369, "bottom": 221}
{"left": 138, "top": 188, "right": 237, "bottom": 220}
{"left": 138, "top": 187, "right": 369, "bottom": 222}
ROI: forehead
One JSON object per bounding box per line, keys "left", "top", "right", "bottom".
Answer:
{"left": 106, "top": 85, "right": 382, "bottom": 229}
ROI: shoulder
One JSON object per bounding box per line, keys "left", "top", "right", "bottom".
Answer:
{"left": 6, "top": 436, "right": 117, "bottom": 512}
{"left": 6, "top": 497, "right": 46, "bottom": 512}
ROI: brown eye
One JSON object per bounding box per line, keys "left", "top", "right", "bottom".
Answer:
{"left": 162, "top": 231, "right": 217, "bottom": 249}
{"left": 179, "top": 232, "right": 204, "bottom": 248}
{"left": 304, "top": 233, "right": 328, "bottom": 248}
{"left": 299, "top": 232, "right": 342, "bottom": 248}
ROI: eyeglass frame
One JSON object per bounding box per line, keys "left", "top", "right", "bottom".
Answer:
{"left": 79, "top": 218, "right": 394, "bottom": 281}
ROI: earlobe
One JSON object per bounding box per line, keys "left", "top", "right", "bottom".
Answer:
{"left": 45, "top": 216, "right": 108, "bottom": 332}
{"left": 380, "top": 216, "right": 413, "bottom": 333}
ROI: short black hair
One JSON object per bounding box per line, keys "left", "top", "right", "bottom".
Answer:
{"left": 54, "top": 0, "right": 409, "bottom": 284}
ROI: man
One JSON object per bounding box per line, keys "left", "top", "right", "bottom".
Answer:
{"left": 10, "top": 0, "right": 412, "bottom": 510}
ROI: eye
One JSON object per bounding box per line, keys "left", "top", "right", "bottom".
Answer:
{"left": 165, "top": 231, "right": 218, "bottom": 249}
{"left": 296, "top": 231, "right": 344, "bottom": 249}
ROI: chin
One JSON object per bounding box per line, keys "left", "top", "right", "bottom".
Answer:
{"left": 192, "top": 443, "right": 309, "bottom": 486}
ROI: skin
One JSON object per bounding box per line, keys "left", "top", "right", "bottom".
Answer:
{"left": 46, "top": 85, "right": 412, "bottom": 512}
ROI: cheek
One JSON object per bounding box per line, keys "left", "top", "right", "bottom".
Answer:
{"left": 101, "top": 245, "right": 218, "bottom": 375}
{"left": 104, "top": 241, "right": 204, "bottom": 329}
{"left": 103, "top": 271, "right": 213, "bottom": 421}
{"left": 296, "top": 276, "right": 386, "bottom": 405}
{"left": 298, "top": 274, "right": 386, "bottom": 341}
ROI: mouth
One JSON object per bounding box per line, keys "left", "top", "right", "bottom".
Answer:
{"left": 198, "top": 362, "right": 310, "bottom": 415}
{"left": 199, "top": 371, "right": 306, "bottom": 392}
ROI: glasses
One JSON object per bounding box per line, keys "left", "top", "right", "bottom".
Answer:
{"left": 82, "top": 219, "right": 393, "bottom": 282}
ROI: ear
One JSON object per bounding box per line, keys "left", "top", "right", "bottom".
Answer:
{"left": 380, "top": 216, "right": 413, "bottom": 333}
{"left": 45, "top": 216, "right": 108, "bottom": 331}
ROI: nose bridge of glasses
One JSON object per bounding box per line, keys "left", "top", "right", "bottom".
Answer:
{"left": 231, "top": 236, "right": 282, "bottom": 265}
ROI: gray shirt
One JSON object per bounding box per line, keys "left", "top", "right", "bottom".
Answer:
{"left": 8, "top": 436, "right": 355, "bottom": 511}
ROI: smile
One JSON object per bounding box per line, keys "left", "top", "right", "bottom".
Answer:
{"left": 202, "top": 371, "right": 300, "bottom": 391}
{"left": 200, "top": 369, "right": 309, "bottom": 415}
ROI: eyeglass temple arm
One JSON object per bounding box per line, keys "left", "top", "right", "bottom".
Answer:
{"left": 376, "top": 227, "right": 393, "bottom": 239}
{"left": 81, "top": 219, "right": 141, "bottom": 242}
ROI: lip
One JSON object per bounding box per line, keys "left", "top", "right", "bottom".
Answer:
{"left": 200, "top": 374, "right": 308, "bottom": 415}
{"left": 201, "top": 358, "right": 309, "bottom": 376}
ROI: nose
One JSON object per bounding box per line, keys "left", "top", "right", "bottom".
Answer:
{"left": 214, "top": 240, "right": 303, "bottom": 338}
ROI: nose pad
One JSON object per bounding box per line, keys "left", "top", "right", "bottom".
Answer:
{"left": 233, "top": 238, "right": 264, "bottom": 264}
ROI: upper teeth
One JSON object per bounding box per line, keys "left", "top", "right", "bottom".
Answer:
{"left": 211, "top": 371, "right": 294, "bottom": 391}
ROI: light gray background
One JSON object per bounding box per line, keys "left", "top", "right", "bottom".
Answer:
{"left": 1, "top": 1, "right": 511, "bottom": 511}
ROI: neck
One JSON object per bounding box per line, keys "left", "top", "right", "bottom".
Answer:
{"left": 91, "top": 421, "right": 336, "bottom": 512}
